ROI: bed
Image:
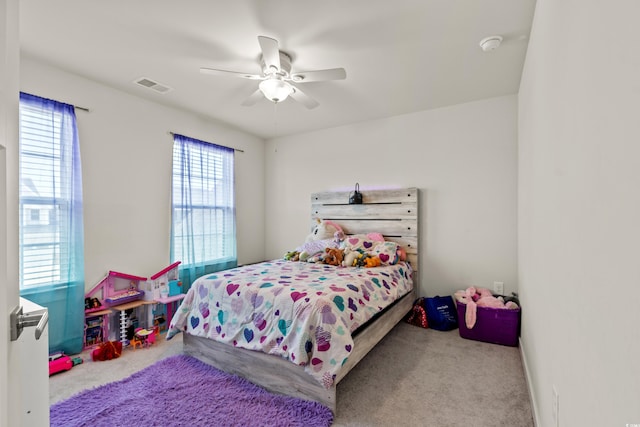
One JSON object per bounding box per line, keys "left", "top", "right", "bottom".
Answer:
{"left": 167, "top": 187, "right": 419, "bottom": 413}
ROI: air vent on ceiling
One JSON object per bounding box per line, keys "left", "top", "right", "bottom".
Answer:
{"left": 134, "top": 77, "right": 173, "bottom": 94}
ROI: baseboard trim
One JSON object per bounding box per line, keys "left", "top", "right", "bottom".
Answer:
{"left": 519, "top": 337, "right": 540, "bottom": 427}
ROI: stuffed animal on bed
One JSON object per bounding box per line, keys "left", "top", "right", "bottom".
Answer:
{"left": 297, "top": 219, "right": 345, "bottom": 262}
{"left": 363, "top": 256, "right": 382, "bottom": 268}
{"left": 323, "top": 247, "right": 344, "bottom": 266}
{"left": 283, "top": 251, "right": 300, "bottom": 262}
{"left": 305, "top": 219, "right": 344, "bottom": 243}
{"left": 342, "top": 247, "right": 361, "bottom": 267}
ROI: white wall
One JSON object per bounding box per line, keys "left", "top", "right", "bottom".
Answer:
{"left": 265, "top": 95, "right": 518, "bottom": 298}
{"left": 20, "top": 56, "right": 266, "bottom": 289}
{"left": 518, "top": 1, "right": 640, "bottom": 425}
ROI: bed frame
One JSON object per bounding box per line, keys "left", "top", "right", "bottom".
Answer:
{"left": 183, "top": 187, "right": 419, "bottom": 413}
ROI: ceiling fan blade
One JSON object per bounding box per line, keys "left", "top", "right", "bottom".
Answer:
{"left": 289, "top": 85, "right": 319, "bottom": 109}
{"left": 241, "top": 89, "right": 264, "bottom": 107}
{"left": 289, "top": 68, "right": 346, "bottom": 83}
{"left": 200, "top": 67, "right": 263, "bottom": 80}
{"left": 258, "top": 36, "right": 281, "bottom": 73}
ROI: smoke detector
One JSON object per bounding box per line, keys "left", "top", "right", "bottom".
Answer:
{"left": 479, "top": 36, "right": 503, "bottom": 52}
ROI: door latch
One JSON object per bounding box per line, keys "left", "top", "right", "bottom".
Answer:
{"left": 10, "top": 305, "right": 48, "bottom": 341}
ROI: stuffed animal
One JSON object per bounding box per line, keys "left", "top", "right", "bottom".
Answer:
{"left": 307, "top": 253, "right": 324, "bottom": 263}
{"left": 342, "top": 247, "right": 360, "bottom": 267}
{"left": 475, "top": 287, "right": 505, "bottom": 309}
{"left": 305, "top": 219, "right": 344, "bottom": 243}
{"left": 283, "top": 251, "right": 300, "bottom": 261}
{"left": 323, "top": 248, "right": 344, "bottom": 266}
{"left": 297, "top": 219, "right": 345, "bottom": 261}
{"left": 397, "top": 246, "right": 407, "bottom": 262}
{"left": 353, "top": 250, "right": 368, "bottom": 267}
{"left": 363, "top": 256, "right": 382, "bottom": 268}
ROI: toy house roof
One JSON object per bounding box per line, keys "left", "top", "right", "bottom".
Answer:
{"left": 150, "top": 261, "right": 181, "bottom": 280}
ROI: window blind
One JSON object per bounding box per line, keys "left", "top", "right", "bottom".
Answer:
{"left": 171, "top": 134, "right": 236, "bottom": 266}
{"left": 19, "top": 94, "right": 77, "bottom": 289}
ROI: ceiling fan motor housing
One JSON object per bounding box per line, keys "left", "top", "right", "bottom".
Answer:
{"left": 262, "top": 51, "right": 292, "bottom": 76}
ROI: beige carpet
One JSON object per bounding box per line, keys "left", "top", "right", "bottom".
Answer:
{"left": 50, "top": 323, "right": 534, "bottom": 426}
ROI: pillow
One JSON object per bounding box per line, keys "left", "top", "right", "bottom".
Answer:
{"left": 341, "top": 234, "right": 383, "bottom": 252}
{"left": 366, "top": 232, "right": 385, "bottom": 242}
{"left": 372, "top": 241, "right": 401, "bottom": 265}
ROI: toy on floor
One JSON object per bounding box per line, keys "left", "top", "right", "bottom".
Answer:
{"left": 49, "top": 352, "right": 73, "bottom": 376}
{"left": 130, "top": 335, "right": 143, "bottom": 350}
{"left": 91, "top": 340, "right": 123, "bottom": 361}
{"left": 132, "top": 327, "right": 156, "bottom": 349}
{"left": 405, "top": 297, "right": 429, "bottom": 329}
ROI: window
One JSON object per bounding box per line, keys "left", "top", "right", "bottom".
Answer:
{"left": 171, "top": 134, "right": 236, "bottom": 281}
{"left": 19, "top": 93, "right": 84, "bottom": 290}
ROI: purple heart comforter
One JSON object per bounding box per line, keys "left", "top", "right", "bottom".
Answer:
{"left": 166, "top": 259, "right": 413, "bottom": 388}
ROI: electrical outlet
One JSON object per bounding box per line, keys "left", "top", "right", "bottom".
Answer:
{"left": 493, "top": 281, "right": 504, "bottom": 295}
{"left": 552, "top": 386, "right": 559, "bottom": 427}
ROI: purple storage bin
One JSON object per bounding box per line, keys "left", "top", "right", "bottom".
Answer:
{"left": 456, "top": 301, "right": 520, "bottom": 346}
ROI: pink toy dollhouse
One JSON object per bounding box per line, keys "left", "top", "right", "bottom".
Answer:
{"left": 83, "top": 266, "right": 184, "bottom": 349}
{"left": 84, "top": 271, "right": 147, "bottom": 349}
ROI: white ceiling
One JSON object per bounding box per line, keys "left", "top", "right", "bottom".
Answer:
{"left": 19, "top": 0, "right": 536, "bottom": 139}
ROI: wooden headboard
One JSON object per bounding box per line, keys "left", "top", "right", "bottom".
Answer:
{"left": 310, "top": 187, "right": 419, "bottom": 273}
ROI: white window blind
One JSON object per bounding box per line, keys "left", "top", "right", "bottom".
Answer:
{"left": 171, "top": 134, "right": 236, "bottom": 266}
{"left": 19, "top": 96, "right": 76, "bottom": 289}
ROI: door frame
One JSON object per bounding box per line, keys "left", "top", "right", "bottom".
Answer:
{"left": 1, "top": 0, "right": 23, "bottom": 425}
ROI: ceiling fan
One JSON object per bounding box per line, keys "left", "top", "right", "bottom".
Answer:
{"left": 200, "top": 36, "right": 346, "bottom": 109}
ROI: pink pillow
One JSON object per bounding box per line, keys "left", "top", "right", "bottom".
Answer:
{"left": 366, "top": 232, "right": 385, "bottom": 242}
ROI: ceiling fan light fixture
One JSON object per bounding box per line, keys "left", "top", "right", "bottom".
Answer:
{"left": 259, "top": 77, "right": 293, "bottom": 103}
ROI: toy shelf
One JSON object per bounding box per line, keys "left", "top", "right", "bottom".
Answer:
{"left": 84, "top": 308, "right": 112, "bottom": 349}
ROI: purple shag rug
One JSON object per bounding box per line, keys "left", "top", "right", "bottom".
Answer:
{"left": 50, "top": 354, "right": 333, "bottom": 427}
